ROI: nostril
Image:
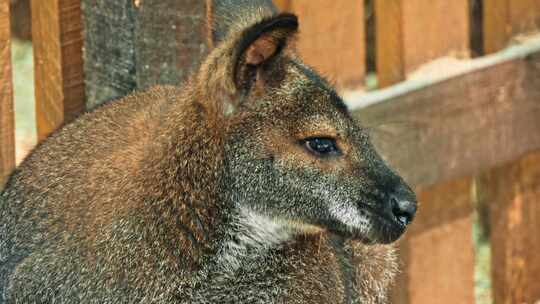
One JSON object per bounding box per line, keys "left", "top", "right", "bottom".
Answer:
{"left": 390, "top": 195, "right": 416, "bottom": 226}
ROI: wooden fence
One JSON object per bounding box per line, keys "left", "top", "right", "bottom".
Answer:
{"left": 1, "top": 0, "right": 540, "bottom": 303}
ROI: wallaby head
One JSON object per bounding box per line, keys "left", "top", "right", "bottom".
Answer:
{"left": 0, "top": 1, "right": 417, "bottom": 302}
{"left": 199, "top": 0, "right": 417, "bottom": 245}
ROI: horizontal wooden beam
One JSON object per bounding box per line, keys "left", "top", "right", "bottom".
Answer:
{"left": 349, "top": 39, "right": 540, "bottom": 189}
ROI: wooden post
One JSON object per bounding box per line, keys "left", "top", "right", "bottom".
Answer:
{"left": 375, "top": 0, "right": 470, "bottom": 87}
{"left": 391, "top": 179, "right": 476, "bottom": 304}
{"left": 81, "top": 0, "right": 208, "bottom": 108}
{"left": 478, "top": 152, "right": 540, "bottom": 304}
{"left": 31, "top": 0, "right": 85, "bottom": 141}
{"left": 483, "top": 0, "right": 509, "bottom": 54}
{"left": 10, "top": 0, "right": 31, "bottom": 41}
{"left": 375, "top": 0, "right": 404, "bottom": 87}
{"left": 279, "top": 0, "right": 365, "bottom": 89}
{"left": 0, "top": 0, "right": 15, "bottom": 187}
{"left": 508, "top": 0, "right": 540, "bottom": 36}
{"left": 484, "top": 0, "right": 540, "bottom": 54}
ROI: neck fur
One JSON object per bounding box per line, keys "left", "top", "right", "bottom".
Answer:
{"left": 215, "top": 207, "right": 293, "bottom": 274}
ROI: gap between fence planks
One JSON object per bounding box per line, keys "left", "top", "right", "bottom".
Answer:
{"left": 0, "top": 0, "right": 15, "bottom": 188}
{"left": 31, "top": 0, "right": 85, "bottom": 142}
{"left": 375, "top": 0, "right": 470, "bottom": 87}
{"left": 477, "top": 152, "right": 540, "bottom": 304}
{"left": 274, "top": 0, "right": 365, "bottom": 89}
{"left": 392, "top": 178, "right": 475, "bottom": 304}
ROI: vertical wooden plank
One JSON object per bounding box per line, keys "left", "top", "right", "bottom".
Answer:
{"left": 402, "top": 0, "right": 470, "bottom": 74}
{"left": 286, "top": 0, "right": 365, "bottom": 89}
{"left": 392, "top": 179, "right": 476, "bottom": 304}
{"left": 81, "top": 0, "right": 207, "bottom": 108}
{"left": 31, "top": 0, "right": 85, "bottom": 141}
{"left": 483, "top": 0, "right": 510, "bottom": 54}
{"left": 508, "top": 0, "right": 540, "bottom": 36}
{"left": 10, "top": 0, "right": 31, "bottom": 41}
{"left": 81, "top": 1, "right": 137, "bottom": 108}
{"left": 376, "top": 0, "right": 470, "bottom": 87}
{"left": 375, "top": 0, "right": 404, "bottom": 87}
{"left": 0, "top": 0, "right": 15, "bottom": 187}
{"left": 479, "top": 152, "right": 540, "bottom": 304}
{"left": 134, "top": 0, "right": 207, "bottom": 89}
{"left": 484, "top": 0, "right": 540, "bottom": 54}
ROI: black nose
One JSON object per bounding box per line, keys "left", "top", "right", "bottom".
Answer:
{"left": 389, "top": 194, "right": 416, "bottom": 226}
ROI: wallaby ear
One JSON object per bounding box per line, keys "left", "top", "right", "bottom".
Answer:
{"left": 231, "top": 13, "right": 298, "bottom": 89}
{"left": 201, "top": 1, "right": 298, "bottom": 115}
{"left": 208, "top": 0, "right": 280, "bottom": 48}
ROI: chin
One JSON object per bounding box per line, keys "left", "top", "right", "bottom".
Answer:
{"left": 363, "top": 217, "right": 407, "bottom": 244}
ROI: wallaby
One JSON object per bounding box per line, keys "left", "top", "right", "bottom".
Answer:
{"left": 0, "top": 1, "right": 417, "bottom": 303}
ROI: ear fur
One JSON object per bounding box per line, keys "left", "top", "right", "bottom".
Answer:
{"left": 198, "top": 3, "right": 298, "bottom": 116}
{"left": 232, "top": 13, "right": 298, "bottom": 89}
{"left": 208, "top": 0, "right": 279, "bottom": 48}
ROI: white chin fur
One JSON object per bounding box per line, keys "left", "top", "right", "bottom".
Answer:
{"left": 328, "top": 201, "right": 372, "bottom": 237}
{"left": 216, "top": 207, "right": 292, "bottom": 273}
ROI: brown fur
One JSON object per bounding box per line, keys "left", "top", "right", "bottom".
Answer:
{"left": 0, "top": 1, "right": 416, "bottom": 303}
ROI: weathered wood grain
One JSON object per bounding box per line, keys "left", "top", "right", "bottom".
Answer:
{"left": 0, "top": 0, "right": 15, "bottom": 187}
{"left": 478, "top": 152, "right": 540, "bottom": 304}
{"left": 32, "top": 0, "right": 85, "bottom": 141}
{"left": 81, "top": 0, "right": 137, "bottom": 108}
{"left": 353, "top": 46, "right": 540, "bottom": 190}
{"left": 280, "top": 0, "right": 365, "bottom": 89}
{"left": 392, "top": 178, "right": 475, "bottom": 304}
{"left": 81, "top": 0, "right": 207, "bottom": 108}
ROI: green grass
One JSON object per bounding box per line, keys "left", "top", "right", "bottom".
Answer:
{"left": 11, "top": 38, "right": 36, "bottom": 161}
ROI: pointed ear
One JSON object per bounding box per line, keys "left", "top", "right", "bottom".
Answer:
{"left": 231, "top": 13, "right": 298, "bottom": 90}
{"left": 207, "top": 0, "right": 280, "bottom": 48}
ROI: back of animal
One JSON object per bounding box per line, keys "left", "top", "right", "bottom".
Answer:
{"left": 0, "top": 1, "right": 417, "bottom": 303}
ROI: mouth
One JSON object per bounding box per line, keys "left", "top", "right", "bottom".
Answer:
{"left": 326, "top": 201, "right": 412, "bottom": 244}
{"left": 361, "top": 204, "right": 408, "bottom": 244}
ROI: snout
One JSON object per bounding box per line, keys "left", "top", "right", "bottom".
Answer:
{"left": 389, "top": 194, "right": 416, "bottom": 227}
{"left": 367, "top": 185, "right": 417, "bottom": 244}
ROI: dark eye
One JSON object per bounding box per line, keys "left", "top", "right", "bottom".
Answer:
{"left": 302, "top": 137, "right": 342, "bottom": 157}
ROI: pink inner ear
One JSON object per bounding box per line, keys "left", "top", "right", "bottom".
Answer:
{"left": 246, "top": 35, "right": 278, "bottom": 66}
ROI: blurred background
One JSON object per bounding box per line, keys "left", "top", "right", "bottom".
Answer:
{"left": 4, "top": 1, "right": 540, "bottom": 303}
